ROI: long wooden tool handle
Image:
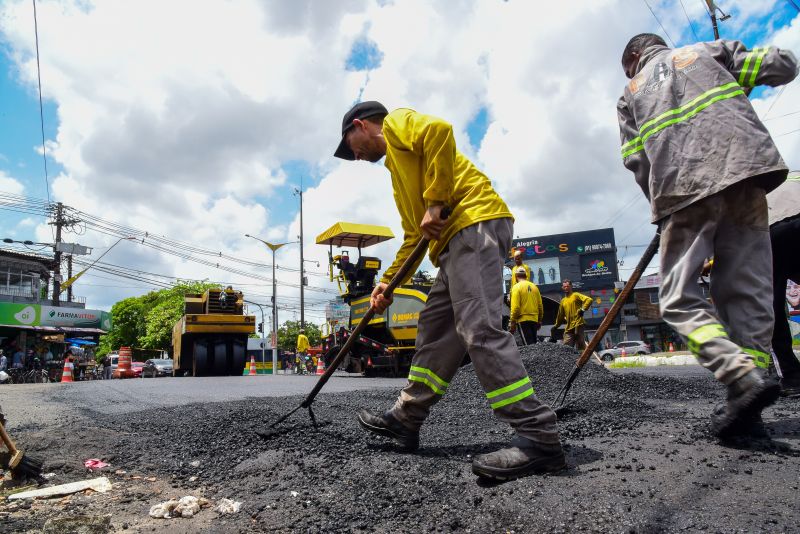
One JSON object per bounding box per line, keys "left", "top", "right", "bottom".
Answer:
{"left": 573, "top": 231, "right": 660, "bottom": 369}
{"left": 300, "top": 207, "right": 451, "bottom": 408}
{"left": 0, "top": 421, "right": 19, "bottom": 455}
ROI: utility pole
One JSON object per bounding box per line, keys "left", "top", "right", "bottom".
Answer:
{"left": 52, "top": 202, "right": 63, "bottom": 306}
{"left": 704, "top": 0, "right": 730, "bottom": 40}
{"left": 66, "top": 255, "right": 73, "bottom": 303}
{"left": 294, "top": 180, "right": 305, "bottom": 328}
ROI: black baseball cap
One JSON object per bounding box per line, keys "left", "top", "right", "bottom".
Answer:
{"left": 334, "top": 100, "right": 388, "bottom": 160}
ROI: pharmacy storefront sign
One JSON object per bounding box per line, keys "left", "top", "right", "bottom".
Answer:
{"left": 0, "top": 303, "right": 111, "bottom": 331}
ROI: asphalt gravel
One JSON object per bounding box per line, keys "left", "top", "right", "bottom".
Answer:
{"left": 5, "top": 342, "right": 800, "bottom": 533}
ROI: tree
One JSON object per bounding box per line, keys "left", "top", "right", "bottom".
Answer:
{"left": 277, "top": 320, "right": 322, "bottom": 351}
{"left": 98, "top": 281, "right": 220, "bottom": 357}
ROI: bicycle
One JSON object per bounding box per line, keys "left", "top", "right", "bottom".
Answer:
{"left": 6, "top": 368, "right": 26, "bottom": 384}
{"left": 23, "top": 368, "right": 49, "bottom": 384}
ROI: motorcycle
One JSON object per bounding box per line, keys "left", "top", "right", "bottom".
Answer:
{"left": 295, "top": 354, "right": 314, "bottom": 375}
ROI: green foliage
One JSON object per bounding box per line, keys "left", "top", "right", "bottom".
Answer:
{"left": 277, "top": 320, "right": 322, "bottom": 351}
{"left": 98, "top": 281, "right": 220, "bottom": 358}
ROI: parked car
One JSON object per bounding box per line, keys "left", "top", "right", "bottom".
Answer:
{"left": 142, "top": 358, "right": 173, "bottom": 378}
{"left": 598, "top": 341, "right": 651, "bottom": 362}
{"left": 130, "top": 362, "right": 144, "bottom": 378}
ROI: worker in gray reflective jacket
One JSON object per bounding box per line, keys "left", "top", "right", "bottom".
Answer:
{"left": 768, "top": 171, "right": 800, "bottom": 398}
{"left": 617, "top": 34, "right": 798, "bottom": 438}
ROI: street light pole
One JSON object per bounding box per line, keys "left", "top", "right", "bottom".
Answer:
{"left": 245, "top": 234, "right": 287, "bottom": 377}
{"left": 293, "top": 181, "right": 305, "bottom": 329}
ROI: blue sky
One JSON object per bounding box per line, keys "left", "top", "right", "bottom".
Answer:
{"left": 0, "top": 0, "right": 797, "bottom": 316}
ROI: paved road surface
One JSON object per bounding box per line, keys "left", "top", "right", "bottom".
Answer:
{"left": 0, "top": 374, "right": 407, "bottom": 429}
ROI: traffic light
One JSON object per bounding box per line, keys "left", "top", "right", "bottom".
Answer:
{"left": 258, "top": 322, "right": 263, "bottom": 333}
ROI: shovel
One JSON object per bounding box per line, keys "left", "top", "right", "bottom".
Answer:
{"left": 552, "top": 231, "right": 660, "bottom": 414}
{"left": 259, "top": 207, "right": 451, "bottom": 435}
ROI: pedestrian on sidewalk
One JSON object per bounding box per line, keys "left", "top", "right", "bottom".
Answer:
{"left": 552, "top": 280, "right": 592, "bottom": 349}
{"left": 617, "top": 33, "right": 797, "bottom": 437}
{"left": 102, "top": 354, "right": 112, "bottom": 380}
{"left": 509, "top": 267, "right": 543, "bottom": 346}
{"left": 334, "top": 101, "right": 565, "bottom": 481}
{"left": 767, "top": 171, "right": 800, "bottom": 397}
{"left": 0, "top": 350, "right": 6, "bottom": 373}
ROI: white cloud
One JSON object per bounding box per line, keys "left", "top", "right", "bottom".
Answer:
{"left": 0, "top": 0, "right": 797, "bottom": 318}
{"left": 0, "top": 171, "right": 26, "bottom": 196}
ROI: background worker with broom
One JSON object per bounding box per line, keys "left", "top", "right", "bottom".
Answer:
{"left": 617, "top": 33, "right": 797, "bottom": 438}
{"left": 334, "top": 101, "right": 565, "bottom": 481}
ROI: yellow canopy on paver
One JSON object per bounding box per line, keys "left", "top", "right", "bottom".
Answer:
{"left": 315, "top": 222, "right": 395, "bottom": 249}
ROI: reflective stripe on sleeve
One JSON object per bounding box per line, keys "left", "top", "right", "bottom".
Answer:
{"left": 486, "top": 376, "right": 535, "bottom": 410}
{"left": 687, "top": 323, "right": 729, "bottom": 355}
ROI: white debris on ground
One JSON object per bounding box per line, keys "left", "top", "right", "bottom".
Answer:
{"left": 8, "top": 477, "right": 112, "bottom": 500}
{"left": 215, "top": 498, "right": 242, "bottom": 514}
{"left": 148, "top": 496, "right": 210, "bottom": 519}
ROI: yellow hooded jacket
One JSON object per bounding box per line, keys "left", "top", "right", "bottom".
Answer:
{"left": 296, "top": 334, "right": 310, "bottom": 353}
{"left": 380, "top": 109, "right": 513, "bottom": 284}
{"left": 554, "top": 292, "right": 594, "bottom": 333}
{"left": 510, "top": 280, "right": 543, "bottom": 324}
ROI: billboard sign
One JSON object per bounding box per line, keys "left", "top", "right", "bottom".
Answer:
{"left": 510, "top": 228, "right": 618, "bottom": 292}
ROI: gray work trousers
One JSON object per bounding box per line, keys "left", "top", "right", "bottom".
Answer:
{"left": 390, "top": 218, "right": 560, "bottom": 445}
{"left": 659, "top": 182, "right": 774, "bottom": 385}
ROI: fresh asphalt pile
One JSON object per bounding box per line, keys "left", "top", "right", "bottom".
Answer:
{"left": 10, "top": 342, "right": 800, "bottom": 533}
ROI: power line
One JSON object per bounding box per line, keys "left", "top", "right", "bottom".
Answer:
{"left": 763, "top": 109, "right": 800, "bottom": 121}
{"left": 776, "top": 127, "right": 800, "bottom": 137}
{"left": 678, "top": 0, "right": 700, "bottom": 41}
{"left": 762, "top": 85, "right": 788, "bottom": 120}
{"left": 642, "top": 0, "right": 676, "bottom": 46}
{"left": 31, "top": 0, "right": 51, "bottom": 206}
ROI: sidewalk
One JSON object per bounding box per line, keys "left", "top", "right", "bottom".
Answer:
{"left": 607, "top": 351, "right": 698, "bottom": 368}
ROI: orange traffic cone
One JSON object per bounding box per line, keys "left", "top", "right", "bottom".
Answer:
{"left": 61, "top": 359, "right": 74, "bottom": 383}
{"left": 248, "top": 356, "right": 257, "bottom": 376}
{"left": 316, "top": 356, "right": 325, "bottom": 376}
{"left": 668, "top": 342, "right": 675, "bottom": 352}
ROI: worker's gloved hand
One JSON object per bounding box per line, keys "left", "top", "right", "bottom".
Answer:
{"left": 577, "top": 309, "right": 585, "bottom": 318}
{"left": 370, "top": 282, "right": 393, "bottom": 314}
{"left": 509, "top": 322, "right": 517, "bottom": 334}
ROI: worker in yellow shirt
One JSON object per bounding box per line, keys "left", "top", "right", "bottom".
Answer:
{"left": 334, "top": 101, "right": 564, "bottom": 481}
{"left": 296, "top": 329, "right": 310, "bottom": 373}
{"left": 511, "top": 250, "right": 531, "bottom": 286}
{"left": 552, "top": 279, "right": 593, "bottom": 350}
{"left": 509, "top": 267, "right": 543, "bottom": 346}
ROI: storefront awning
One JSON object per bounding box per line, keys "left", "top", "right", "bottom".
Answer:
{"left": 0, "top": 324, "right": 107, "bottom": 335}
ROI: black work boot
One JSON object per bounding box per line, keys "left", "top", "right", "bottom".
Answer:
{"left": 779, "top": 373, "right": 800, "bottom": 399}
{"left": 357, "top": 409, "right": 419, "bottom": 452}
{"left": 471, "top": 435, "right": 566, "bottom": 481}
{"left": 711, "top": 369, "right": 780, "bottom": 438}
{"left": 712, "top": 404, "right": 769, "bottom": 439}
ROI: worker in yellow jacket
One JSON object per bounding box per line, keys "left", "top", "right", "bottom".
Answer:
{"left": 334, "top": 101, "right": 564, "bottom": 481}
{"left": 511, "top": 250, "right": 531, "bottom": 286}
{"left": 296, "top": 330, "right": 310, "bottom": 360}
{"left": 552, "top": 279, "right": 593, "bottom": 350}
{"left": 509, "top": 267, "right": 543, "bottom": 346}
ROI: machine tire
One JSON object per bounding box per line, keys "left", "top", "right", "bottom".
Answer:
{"left": 194, "top": 340, "right": 208, "bottom": 377}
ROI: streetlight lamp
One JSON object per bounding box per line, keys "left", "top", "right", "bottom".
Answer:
{"left": 59, "top": 236, "right": 137, "bottom": 293}
{"left": 245, "top": 234, "right": 287, "bottom": 376}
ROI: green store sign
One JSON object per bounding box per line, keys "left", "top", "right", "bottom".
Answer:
{"left": 0, "top": 303, "right": 112, "bottom": 331}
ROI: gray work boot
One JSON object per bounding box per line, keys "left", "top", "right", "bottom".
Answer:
{"left": 357, "top": 409, "right": 419, "bottom": 452}
{"left": 712, "top": 405, "right": 769, "bottom": 439}
{"left": 711, "top": 369, "right": 780, "bottom": 438}
{"left": 472, "top": 435, "right": 566, "bottom": 481}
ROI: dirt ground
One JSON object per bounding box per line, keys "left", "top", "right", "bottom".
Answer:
{"left": 2, "top": 343, "right": 799, "bottom": 533}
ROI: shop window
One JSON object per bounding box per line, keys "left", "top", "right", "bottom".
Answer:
{"left": 649, "top": 292, "right": 660, "bottom": 304}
